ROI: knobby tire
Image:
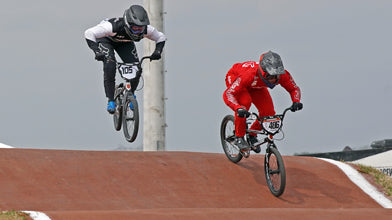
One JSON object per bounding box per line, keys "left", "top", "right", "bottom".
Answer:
{"left": 113, "top": 87, "right": 123, "bottom": 131}
{"left": 122, "top": 94, "right": 139, "bottom": 142}
{"left": 220, "top": 115, "right": 243, "bottom": 163}
{"left": 264, "top": 146, "right": 286, "bottom": 197}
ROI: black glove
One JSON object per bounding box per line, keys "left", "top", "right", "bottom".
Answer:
{"left": 291, "top": 102, "right": 303, "bottom": 112}
{"left": 95, "top": 52, "right": 105, "bottom": 61}
{"left": 150, "top": 50, "right": 162, "bottom": 60}
{"left": 237, "top": 108, "right": 250, "bottom": 118}
{"left": 150, "top": 41, "right": 165, "bottom": 60}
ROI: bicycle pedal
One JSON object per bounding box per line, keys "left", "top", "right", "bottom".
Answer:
{"left": 251, "top": 146, "right": 261, "bottom": 153}
{"left": 243, "top": 151, "right": 250, "bottom": 158}
{"left": 240, "top": 149, "right": 250, "bottom": 158}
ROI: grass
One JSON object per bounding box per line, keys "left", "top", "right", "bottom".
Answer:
{"left": 0, "top": 211, "right": 30, "bottom": 220}
{"left": 354, "top": 163, "right": 392, "bottom": 197}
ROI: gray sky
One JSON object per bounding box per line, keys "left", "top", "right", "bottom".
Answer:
{"left": 0, "top": 0, "right": 391, "bottom": 155}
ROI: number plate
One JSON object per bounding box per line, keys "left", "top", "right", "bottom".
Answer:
{"left": 118, "top": 63, "right": 138, "bottom": 80}
{"left": 262, "top": 117, "right": 282, "bottom": 134}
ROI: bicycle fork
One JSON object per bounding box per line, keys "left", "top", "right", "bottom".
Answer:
{"left": 114, "top": 85, "right": 124, "bottom": 99}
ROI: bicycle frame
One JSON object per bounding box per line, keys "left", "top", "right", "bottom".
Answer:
{"left": 245, "top": 107, "right": 292, "bottom": 148}
{"left": 112, "top": 56, "right": 151, "bottom": 99}
{"left": 116, "top": 56, "right": 151, "bottom": 91}
{"left": 220, "top": 106, "right": 293, "bottom": 197}
{"left": 112, "top": 56, "right": 152, "bottom": 142}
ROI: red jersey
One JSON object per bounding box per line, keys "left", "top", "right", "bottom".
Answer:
{"left": 224, "top": 61, "right": 301, "bottom": 111}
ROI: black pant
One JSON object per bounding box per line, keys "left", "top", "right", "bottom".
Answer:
{"left": 98, "top": 38, "right": 139, "bottom": 101}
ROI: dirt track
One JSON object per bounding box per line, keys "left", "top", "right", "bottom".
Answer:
{"left": 1, "top": 148, "right": 391, "bottom": 219}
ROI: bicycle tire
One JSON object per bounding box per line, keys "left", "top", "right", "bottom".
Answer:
{"left": 122, "top": 93, "right": 139, "bottom": 142}
{"left": 220, "top": 115, "right": 243, "bottom": 163}
{"left": 113, "top": 87, "right": 123, "bottom": 131}
{"left": 264, "top": 146, "right": 286, "bottom": 197}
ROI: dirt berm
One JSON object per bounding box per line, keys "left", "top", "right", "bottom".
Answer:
{"left": 1, "top": 149, "right": 391, "bottom": 219}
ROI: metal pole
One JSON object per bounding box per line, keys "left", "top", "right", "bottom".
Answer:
{"left": 143, "top": 0, "right": 165, "bottom": 151}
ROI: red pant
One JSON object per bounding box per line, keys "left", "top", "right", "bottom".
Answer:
{"left": 224, "top": 88, "right": 276, "bottom": 137}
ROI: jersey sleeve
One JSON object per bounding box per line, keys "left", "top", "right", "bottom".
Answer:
{"left": 144, "top": 25, "right": 166, "bottom": 43}
{"left": 223, "top": 63, "right": 256, "bottom": 111}
{"left": 84, "top": 19, "right": 116, "bottom": 42}
{"left": 279, "top": 70, "right": 301, "bottom": 103}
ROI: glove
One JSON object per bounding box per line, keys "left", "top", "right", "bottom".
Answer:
{"left": 150, "top": 50, "right": 162, "bottom": 60}
{"left": 237, "top": 108, "right": 250, "bottom": 118}
{"left": 94, "top": 52, "right": 105, "bottom": 61}
{"left": 291, "top": 102, "right": 303, "bottom": 112}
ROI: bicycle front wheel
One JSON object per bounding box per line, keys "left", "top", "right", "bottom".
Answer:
{"left": 122, "top": 93, "right": 139, "bottom": 142}
{"left": 220, "top": 115, "right": 243, "bottom": 163}
{"left": 264, "top": 146, "right": 286, "bottom": 197}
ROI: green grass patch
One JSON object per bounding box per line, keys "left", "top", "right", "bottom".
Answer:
{"left": 354, "top": 163, "right": 392, "bottom": 197}
{"left": 0, "top": 211, "right": 30, "bottom": 220}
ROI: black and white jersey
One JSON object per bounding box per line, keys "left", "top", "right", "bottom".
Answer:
{"left": 85, "top": 18, "right": 166, "bottom": 43}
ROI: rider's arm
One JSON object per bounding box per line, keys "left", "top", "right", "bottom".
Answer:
{"left": 223, "top": 67, "right": 254, "bottom": 111}
{"left": 279, "top": 70, "right": 301, "bottom": 103}
{"left": 224, "top": 77, "right": 243, "bottom": 111}
{"left": 144, "top": 25, "right": 166, "bottom": 43}
{"left": 84, "top": 20, "right": 116, "bottom": 53}
{"left": 144, "top": 25, "right": 166, "bottom": 58}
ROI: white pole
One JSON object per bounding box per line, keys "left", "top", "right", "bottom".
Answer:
{"left": 143, "top": 0, "right": 165, "bottom": 151}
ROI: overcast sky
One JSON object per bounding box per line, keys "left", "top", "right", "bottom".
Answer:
{"left": 1, "top": 0, "right": 391, "bottom": 155}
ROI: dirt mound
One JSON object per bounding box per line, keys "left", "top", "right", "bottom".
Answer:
{"left": 0, "top": 149, "right": 391, "bottom": 219}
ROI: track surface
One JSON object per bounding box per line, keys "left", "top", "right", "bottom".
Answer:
{"left": 1, "top": 149, "right": 391, "bottom": 219}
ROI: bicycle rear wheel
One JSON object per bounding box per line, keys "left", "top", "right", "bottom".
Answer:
{"left": 264, "top": 146, "right": 286, "bottom": 197}
{"left": 220, "top": 115, "right": 243, "bottom": 163}
{"left": 122, "top": 93, "right": 139, "bottom": 142}
{"left": 113, "top": 86, "right": 123, "bottom": 131}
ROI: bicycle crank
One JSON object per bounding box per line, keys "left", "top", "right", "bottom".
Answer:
{"left": 240, "top": 149, "right": 250, "bottom": 158}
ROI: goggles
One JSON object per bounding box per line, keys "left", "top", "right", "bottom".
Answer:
{"left": 265, "top": 73, "right": 278, "bottom": 80}
{"left": 130, "top": 25, "right": 145, "bottom": 34}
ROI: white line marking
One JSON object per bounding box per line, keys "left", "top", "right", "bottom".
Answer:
{"left": 0, "top": 143, "right": 14, "bottom": 148}
{"left": 319, "top": 158, "right": 392, "bottom": 208}
{"left": 23, "top": 211, "right": 51, "bottom": 220}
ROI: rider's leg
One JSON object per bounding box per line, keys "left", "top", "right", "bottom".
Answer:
{"left": 98, "top": 40, "right": 117, "bottom": 113}
{"left": 249, "top": 88, "right": 276, "bottom": 132}
{"left": 98, "top": 41, "right": 116, "bottom": 100}
{"left": 223, "top": 87, "right": 252, "bottom": 138}
{"left": 115, "top": 42, "right": 139, "bottom": 93}
{"left": 223, "top": 87, "right": 251, "bottom": 149}
{"left": 247, "top": 88, "right": 275, "bottom": 152}
{"left": 234, "top": 91, "right": 252, "bottom": 138}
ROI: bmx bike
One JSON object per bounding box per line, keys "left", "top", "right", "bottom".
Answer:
{"left": 220, "top": 106, "right": 294, "bottom": 197}
{"left": 112, "top": 56, "right": 151, "bottom": 143}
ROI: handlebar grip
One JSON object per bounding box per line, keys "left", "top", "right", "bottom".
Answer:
{"left": 141, "top": 56, "right": 152, "bottom": 63}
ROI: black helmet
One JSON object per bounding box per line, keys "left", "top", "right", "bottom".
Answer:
{"left": 259, "top": 51, "right": 285, "bottom": 76}
{"left": 123, "top": 5, "right": 150, "bottom": 41}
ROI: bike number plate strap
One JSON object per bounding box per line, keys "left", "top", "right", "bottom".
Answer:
{"left": 262, "top": 116, "right": 282, "bottom": 134}
{"left": 118, "top": 63, "right": 138, "bottom": 80}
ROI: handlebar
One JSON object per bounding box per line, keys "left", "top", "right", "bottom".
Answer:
{"left": 282, "top": 106, "right": 293, "bottom": 116}
{"left": 106, "top": 56, "right": 153, "bottom": 67}
{"left": 245, "top": 106, "right": 294, "bottom": 137}
{"left": 249, "top": 106, "right": 293, "bottom": 121}
{"left": 140, "top": 56, "right": 152, "bottom": 65}
{"left": 131, "top": 56, "right": 152, "bottom": 69}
